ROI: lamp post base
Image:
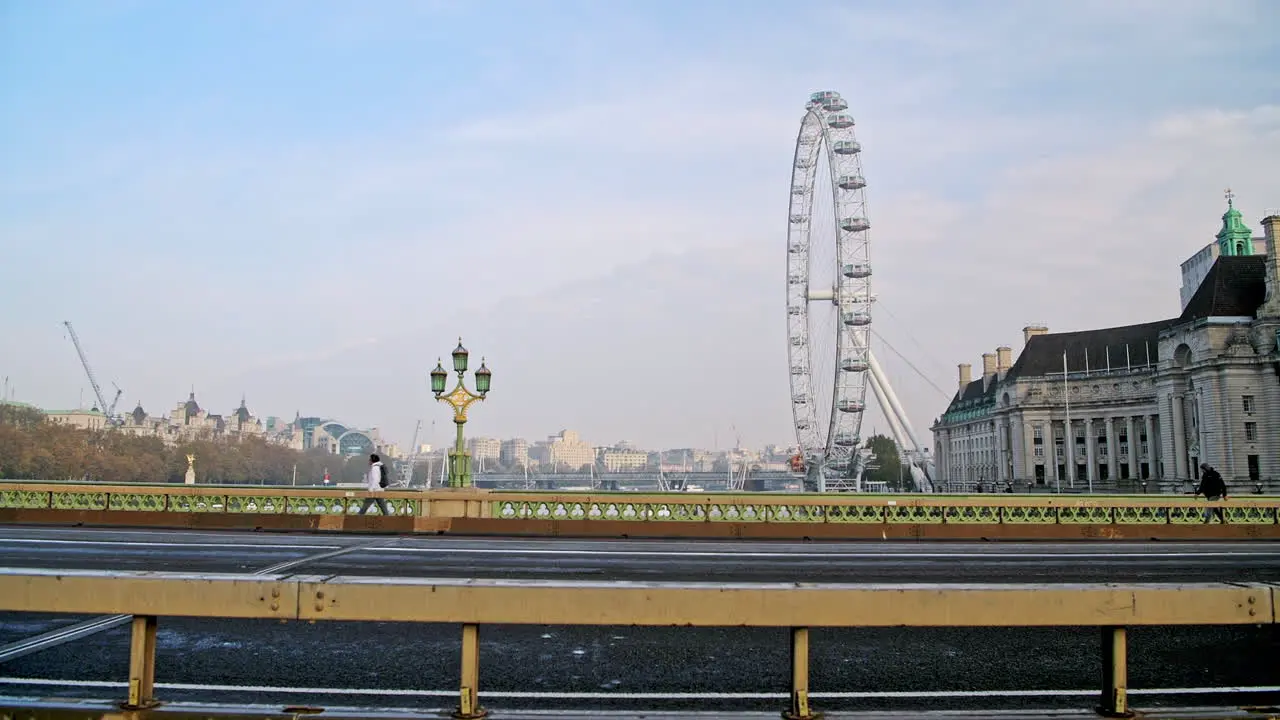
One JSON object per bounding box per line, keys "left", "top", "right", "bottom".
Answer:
{"left": 448, "top": 450, "right": 473, "bottom": 488}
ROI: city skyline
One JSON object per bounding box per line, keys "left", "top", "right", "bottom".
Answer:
{"left": 2, "top": 1, "right": 1278, "bottom": 451}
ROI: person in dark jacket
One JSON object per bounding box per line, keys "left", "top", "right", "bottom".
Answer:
{"left": 1195, "top": 463, "right": 1227, "bottom": 523}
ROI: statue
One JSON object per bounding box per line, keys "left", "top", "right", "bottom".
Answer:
{"left": 185, "top": 454, "right": 196, "bottom": 485}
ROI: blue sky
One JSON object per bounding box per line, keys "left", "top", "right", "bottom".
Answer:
{"left": 2, "top": 0, "right": 1278, "bottom": 452}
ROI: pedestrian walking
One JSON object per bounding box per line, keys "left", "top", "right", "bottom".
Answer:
{"left": 359, "top": 453, "right": 392, "bottom": 516}
{"left": 1194, "top": 463, "right": 1227, "bottom": 523}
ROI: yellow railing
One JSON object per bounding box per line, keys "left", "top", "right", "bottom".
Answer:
{"left": 1, "top": 481, "right": 1278, "bottom": 527}
{"left": 0, "top": 569, "right": 1273, "bottom": 718}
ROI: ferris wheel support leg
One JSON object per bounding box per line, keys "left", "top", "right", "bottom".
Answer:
{"left": 867, "top": 351, "right": 925, "bottom": 454}
{"left": 867, "top": 369, "right": 910, "bottom": 451}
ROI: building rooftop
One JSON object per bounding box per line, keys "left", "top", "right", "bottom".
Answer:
{"left": 1004, "top": 318, "right": 1176, "bottom": 381}
{"left": 1178, "top": 254, "right": 1267, "bottom": 322}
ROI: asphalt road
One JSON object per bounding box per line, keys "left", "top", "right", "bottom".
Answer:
{"left": 0, "top": 526, "right": 1276, "bottom": 714}
{"left": 0, "top": 526, "right": 1277, "bottom": 583}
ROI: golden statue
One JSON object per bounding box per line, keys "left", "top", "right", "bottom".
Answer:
{"left": 186, "top": 454, "right": 195, "bottom": 470}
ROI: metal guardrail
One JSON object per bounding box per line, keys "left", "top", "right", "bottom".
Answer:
{"left": 1, "top": 481, "right": 1277, "bottom": 527}
{"left": 0, "top": 568, "right": 1274, "bottom": 718}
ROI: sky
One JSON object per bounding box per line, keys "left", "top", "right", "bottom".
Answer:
{"left": 2, "top": 0, "right": 1278, "bottom": 454}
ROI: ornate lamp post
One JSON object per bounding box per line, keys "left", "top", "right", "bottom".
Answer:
{"left": 430, "top": 338, "right": 491, "bottom": 489}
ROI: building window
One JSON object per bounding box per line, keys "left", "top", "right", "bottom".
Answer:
{"left": 1035, "top": 447, "right": 1044, "bottom": 459}
{"left": 1242, "top": 395, "right": 1255, "bottom": 414}
{"left": 1245, "top": 422, "right": 1258, "bottom": 441}
{"left": 1248, "top": 455, "right": 1260, "bottom": 483}
{"left": 1033, "top": 426, "right": 1043, "bottom": 445}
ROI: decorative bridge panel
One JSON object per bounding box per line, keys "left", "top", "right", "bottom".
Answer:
{"left": 51, "top": 491, "right": 106, "bottom": 511}
{"left": 107, "top": 493, "right": 167, "bottom": 512}
{"left": 169, "top": 495, "right": 225, "bottom": 512}
{"left": 0, "top": 490, "right": 50, "bottom": 509}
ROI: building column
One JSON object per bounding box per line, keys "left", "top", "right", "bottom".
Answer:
{"left": 1144, "top": 414, "right": 1157, "bottom": 479}
{"left": 997, "top": 420, "right": 1009, "bottom": 483}
{"left": 1084, "top": 417, "right": 1096, "bottom": 488}
{"left": 1021, "top": 420, "right": 1036, "bottom": 484}
{"left": 1063, "top": 420, "right": 1074, "bottom": 487}
{"left": 1126, "top": 416, "right": 1139, "bottom": 481}
{"left": 1105, "top": 416, "right": 1119, "bottom": 482}
{"left": 1171, "top": 395, "right": 1188, "bottom": 481}
{"left": 1009, "top": 419, "right": 1023, "bottom": 481}
{"left": 936, "top": 430, "right": 949, "bottom": 486}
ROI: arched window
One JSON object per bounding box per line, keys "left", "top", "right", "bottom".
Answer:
{"left": 1173, "top": 343, "right": 1192, "bottom": 369}
{"left": 1236, "top": 241, "right": 1245, "bottom": 254}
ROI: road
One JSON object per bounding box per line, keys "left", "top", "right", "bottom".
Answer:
{"left": 0, "top": 526, "right": 1277, "bottom": 583}
{"left": 0, "top": 526, "right": 1276, "bottom": 715}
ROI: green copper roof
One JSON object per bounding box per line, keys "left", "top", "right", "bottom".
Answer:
{"left": 1216, "top": 191, "right": 1254, "bottom": 256}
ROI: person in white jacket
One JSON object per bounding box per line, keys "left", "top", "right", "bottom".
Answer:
{"left": 358, "top": 453, "right": 392, "bottom": 516}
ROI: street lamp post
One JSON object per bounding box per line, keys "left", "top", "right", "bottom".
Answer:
{"left": 430, "top": 338, "right": 491, "bottom": 489}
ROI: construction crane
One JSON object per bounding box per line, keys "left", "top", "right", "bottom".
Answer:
{"left": 400, "top": 419, "right": 423, "bottom": 488}
{"left": 63, "top": 321, "right": 123, "bottom": 425}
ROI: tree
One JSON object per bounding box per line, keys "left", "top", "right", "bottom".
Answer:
{"left": 0, "top": 411, "right": 378, "bottom": 485}
{"left": 862, "top": 434, "right": 908, "bottom": 492}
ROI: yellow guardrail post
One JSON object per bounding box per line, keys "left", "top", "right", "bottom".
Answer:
{"left": 1098, "top": 626, "right": 1132, "bottom": 718}
{"left": 454, "top": 623, "right": 486, "bottom": 719}
{"left": 123, "top": 615, "right": 159, "bottom": 710}
{"left": 785, "top": 626, "right": 819, "bottom": 719}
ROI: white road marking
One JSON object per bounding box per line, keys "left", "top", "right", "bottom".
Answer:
{"left": 0, "top": 677, "right": 1276, "bottom": 699}
{"left": 0, "top": 539, "right": 339, "bottom": 551}
{"left": 371, "top": 546, "right": 1278, "bottom": 560}
{"left": 0, "top": 537, "right": 1275, "bottom": 561}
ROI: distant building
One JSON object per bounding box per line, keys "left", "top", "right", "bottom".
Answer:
{"left": 539, "top": 430, "right": 595, "bottom": 471}
{"left": 467, "top": 437, "right": 502, "bottom": 469}
{"left": 45, "top": 408, "right": 107, "bottom": 432}
{"left": 933, "top": 200, "right": 1280, "bottom": 491}
{"left": 601, "top": 443, "right": 648, "bottom": 472}
{"left": 500, "top": 438, "right": 529, "bottom": 468}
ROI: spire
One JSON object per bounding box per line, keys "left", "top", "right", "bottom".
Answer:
{"left": 1216, "top": 188, "right": 1254, "bottom": 256}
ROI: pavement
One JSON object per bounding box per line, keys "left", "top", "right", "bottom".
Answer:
{"left": 0, "top": 526, "right": 1276, "bottom": 715}
{"left": 0, "top": 699, "right": 1278, "bottom": 720}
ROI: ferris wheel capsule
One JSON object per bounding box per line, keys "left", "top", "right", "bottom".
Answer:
{"left": 837, "top": 175, "right": 866, "bottom": 190}
{"left": 841, "top": 357, "right": 870, "bottom": 373}
{"left": 833, "top": 140, "right": 861, "bottom": 155}
{"left": 840, "top": 217, "right": 870, "bottom": 232}
{"left": 827, "top": 114, "right": 855, "bottom": 129}
{"left": 837, "top": 399, "right": 866, "bottom": 413}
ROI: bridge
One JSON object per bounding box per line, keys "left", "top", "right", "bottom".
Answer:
{"left": 0, "top": 481, "right": 1277, "bottom": 719}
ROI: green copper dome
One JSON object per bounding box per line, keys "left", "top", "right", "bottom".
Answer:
{"left": 1216, "top": 190, "right": 1254, "bottom": 256}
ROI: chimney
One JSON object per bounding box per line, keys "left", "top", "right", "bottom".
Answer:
{"left": 957, "top": 363, "right": 972, "bottom": 391}
{"left": 996, "top": 346, "right": 1013, "bottom": 373}
{"left": 1260, "top": 214, "right": 1280, "bottom": 319}
{"left": 981, "top": 352, "right": 998, "bottom": 379}
{"left": 1022, "top": 325, "right": 1049, "bottom": 345}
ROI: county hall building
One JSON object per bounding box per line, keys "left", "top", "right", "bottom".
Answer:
{"left": 932, "top": 199, "right": 1280, "bottom": 492}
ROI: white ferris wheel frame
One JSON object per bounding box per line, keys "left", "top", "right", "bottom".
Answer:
{"left": 785, "top": 91, "right": 872, "bottom": 485}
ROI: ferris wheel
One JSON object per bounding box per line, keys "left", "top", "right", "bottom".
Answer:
{"left": 786, "top": 90, "right": 873, "bottom": 492}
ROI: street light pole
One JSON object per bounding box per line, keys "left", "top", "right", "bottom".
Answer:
{"left": 430, "top": 338, "right": 492, "bottom": 489}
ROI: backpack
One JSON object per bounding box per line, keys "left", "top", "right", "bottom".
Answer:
{"left": 378, "top": 463, "right": 389, "bottom": 488}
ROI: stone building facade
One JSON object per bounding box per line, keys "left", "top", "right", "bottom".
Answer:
{"left": 932, "top": 203, "right": 1280, "bottom": 492}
